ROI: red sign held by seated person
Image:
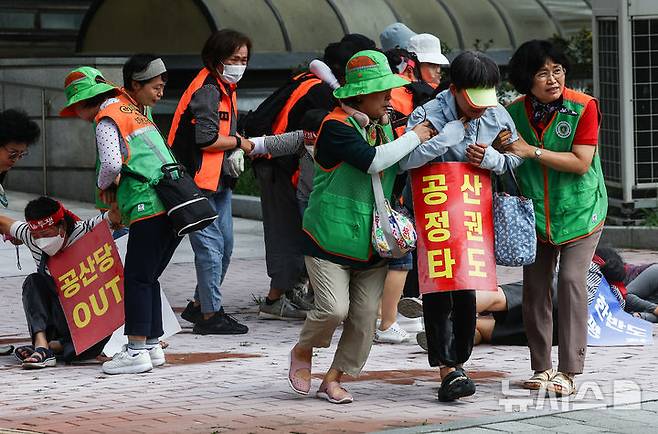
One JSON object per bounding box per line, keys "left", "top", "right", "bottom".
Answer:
{"left": 48, "top": 222, "right": 124, "bottom": 354}
{"left": 411, "top": 162, "right": 497, "bottom": 293}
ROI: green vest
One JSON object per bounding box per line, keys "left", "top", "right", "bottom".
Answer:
{"left": 94, "top": 95, "right": 175, "bottom": 224}
{"left": 303, "top": 111, "right": 398, "bottom": 261}
{"left": 506, "top": 89, "right": 607, "bottom": 244}
{"left": 94, "top": 104, "right": 154, "bottom": 210}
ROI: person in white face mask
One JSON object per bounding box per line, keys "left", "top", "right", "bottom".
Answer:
{"left": 0, "top": 196, "right": 121, "bottom": 369}
{"left": 168, "top": 29, "right": 254, "bottom": 335}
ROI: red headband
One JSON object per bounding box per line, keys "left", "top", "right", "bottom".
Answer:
{"left": 592, "top": 255, "right": 605, "bottom": 267}
{"left": 26, "top": 201, "right": 80, "bottom": 231}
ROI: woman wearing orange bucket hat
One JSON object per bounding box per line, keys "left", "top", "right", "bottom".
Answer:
{"left": 286, "top": 50, "right": 434, "bottom": 404}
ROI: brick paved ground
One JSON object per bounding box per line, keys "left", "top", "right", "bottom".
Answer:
{"left": 0, "top": 192, "right": 657, "bottom": 434}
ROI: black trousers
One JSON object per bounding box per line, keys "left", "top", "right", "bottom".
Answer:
{"left": 253, "top": 157, "right": 305, "bottom": 291}
{"left": 124, "top": 214, "right": 181, "bottom": 337}
{"left": 422, "top": 290, "right": 476, "bottom": 368}
{"left": 22, "top": 273, "right": 108, "bottom": 361}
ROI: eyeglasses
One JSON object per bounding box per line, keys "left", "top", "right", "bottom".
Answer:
{"left": 534, "top": 66, "right": 566, "bottom": 82}
{"left": 2, "top": 148, "right": 29, "bottom": 161}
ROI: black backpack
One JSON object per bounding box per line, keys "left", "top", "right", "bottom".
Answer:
{"left": 241, "top": 72, "right": 317, "bottom": 137}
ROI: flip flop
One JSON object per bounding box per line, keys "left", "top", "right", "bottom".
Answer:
{"left": 0, "top": 344, "right": 14, "bottom": 356}
{"left": 287, "top": 348, "right": 311, "bottom": 395}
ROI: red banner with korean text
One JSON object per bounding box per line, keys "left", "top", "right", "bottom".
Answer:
{"left": 48, "top": 222, "right": 124, "bottom": 354}
{"left": 411, "top": 162, "right": 497, "bottom": 293}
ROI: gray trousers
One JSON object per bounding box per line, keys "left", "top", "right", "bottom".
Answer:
{"left": 522, "top": 229, "right": 602, "bottom": 374}
{"left": 253, "top": 158, "right": 305, "bottom": 291}
{"left": 22, "top": 273, "right": 69, "bottom": 344}
{"left": 625, "top": 264, "right": 658, "bottom": 315}
{"left": 299, "top": 256, "right": 386, "bottom": 376}
{"left": 22, "top": 272, "right": 109, "bottom": 361}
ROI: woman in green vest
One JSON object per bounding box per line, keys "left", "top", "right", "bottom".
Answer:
{"left": 61, "top": 66, "right": 181, "bottom": 375}
{"left": 287, "top": 50, "right": 433, "bottom": 404}
{"left": 501, "top": 40, "right": 607, "bottom": 396}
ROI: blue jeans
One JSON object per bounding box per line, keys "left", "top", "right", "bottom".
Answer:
{"left": 189, "top": 187, "right": 234, "bottom": 314}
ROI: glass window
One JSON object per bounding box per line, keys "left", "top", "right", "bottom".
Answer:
{"left": 0, "top": 12, "right": 34, "bottom": 29}
{"left": 541, "top": 0, "right": 592, "bottom": 36}
{"left": 270, "top": 0, "right": 344, "bottom": 52}
{"left": 385, "top": 0, "right": 460, "bottom": 50}
{"left": 40, "top": 13, "right": 84, "bottom": 30}
{"left": 440, "top": 0, "right": 512, "bottom": 50}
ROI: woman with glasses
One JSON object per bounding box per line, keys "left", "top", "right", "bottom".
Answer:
{"left": 0, "top": 109, "right": 40, "bottom": 208}
{"left": 498, "top": 40, "right": 607, "bottom": 397}
{"left": 0, "top": 108, "right": 39, "bottom": 355}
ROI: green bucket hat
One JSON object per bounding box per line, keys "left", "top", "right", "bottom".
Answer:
{"left": 60, "top": 66, "right": 118, "bottom": 117}
{"left": 333, "top": 50, "right": 409, "bottom": 99}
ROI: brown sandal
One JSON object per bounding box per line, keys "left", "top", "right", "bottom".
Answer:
{"left": 546, "top": 372, "right": 575, "bottom": 396}
{"left": 522, "top": 368, "right": 556, "bottom": 390}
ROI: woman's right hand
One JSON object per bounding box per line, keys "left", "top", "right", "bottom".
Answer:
{"left": 493, "top": 129, "right": 513, "bottom": 152}
{"left": 411, "top": 121, "right": 434, "bottom": 142}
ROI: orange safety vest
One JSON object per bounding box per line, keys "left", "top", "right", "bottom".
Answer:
{"left": 271, "top": 73, "right": 323, "bottom": 135}
{"left": 389, "top": 85, "right": 414, "bottom": 138}
{"left": 268, "top": 73, "right": 322, "bottom": 187}
{"left": 94, "top": 92, "right": 175, "bottom": 224}
{"left": 168, "top": 68, "right": 237, "bottom": 191}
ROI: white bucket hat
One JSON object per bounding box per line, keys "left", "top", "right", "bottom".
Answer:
{"left": 406, "top": 33, "right": 450, "bottom": 66}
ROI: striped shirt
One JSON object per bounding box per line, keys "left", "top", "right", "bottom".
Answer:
{"left": 9, "top": 212, "right": 109, "bottom": 274}
{"left": 586, "top": 261, "right": 626, "bottom": 309}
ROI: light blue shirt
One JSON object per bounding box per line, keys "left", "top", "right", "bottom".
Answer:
{"left": 399, "top": 89, "right": 522, "bottom": 174}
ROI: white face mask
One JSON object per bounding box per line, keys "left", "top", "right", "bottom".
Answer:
{"left": 219, "top": 63, "right": 247, "bottom": 84}
{"left": 34, "top": 234, "right": 65, "bottom": 256}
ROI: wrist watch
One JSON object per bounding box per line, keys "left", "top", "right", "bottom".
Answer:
{"left": 534, "top": 147, "right": 543, "bottom": 159}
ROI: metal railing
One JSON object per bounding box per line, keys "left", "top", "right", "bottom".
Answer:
{"left": 0, "top": 79, "right": 63, "bottom": 195}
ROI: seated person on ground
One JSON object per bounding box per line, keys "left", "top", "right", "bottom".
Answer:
{"left": 0, "top": 196, "right": 121, "bottom": 369}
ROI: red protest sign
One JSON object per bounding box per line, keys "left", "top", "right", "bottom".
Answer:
{"left": 411, "top": 162, "right": 497, "bottom": 293}
{"left": 48, "top": 221, "right": 124, "bottom": 354}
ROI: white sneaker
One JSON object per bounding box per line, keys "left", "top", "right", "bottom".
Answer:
{"left": 397, "top": 315, "right": 424, "bottom": 333}
{"left": 374, "top": 322, "right": 411, "bottom": 344}
{"left": 102, "top": 348, "right": 153, "bottom": 375}
{"left": 148, "top": 345, "right": 165, "bottom": 367}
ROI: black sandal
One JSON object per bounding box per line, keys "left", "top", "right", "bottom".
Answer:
{"left": 438, "top": 369, "right": 476, "bottom": 402}
{"left": 14, "top": 345, "right": 34, "bottom": 362}
{"left": 22, "top": 347, "right": 56, "bottom": 369}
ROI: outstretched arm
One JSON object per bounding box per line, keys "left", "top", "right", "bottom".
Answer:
{"left": 0, "top": 213, "right": 17, "bottom": 236}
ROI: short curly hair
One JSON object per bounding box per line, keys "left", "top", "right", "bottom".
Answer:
{"left": 0, "top": 109, "right": 40, "bottom": 148}
{"left": 508, "top": 40, "right": 571, "bottom": 95}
